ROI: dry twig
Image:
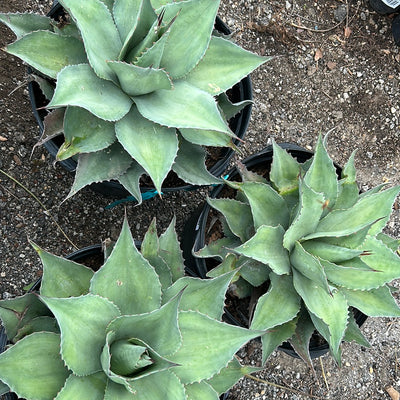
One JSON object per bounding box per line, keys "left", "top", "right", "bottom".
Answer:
{"left": 319, "top": 357, "right": 329, "bottom": 391}
{"left": 245, "top": 374, "right": 323, "bottom": 399}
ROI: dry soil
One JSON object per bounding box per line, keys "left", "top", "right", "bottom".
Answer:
{"left": 0, "top": 0, "right": 400, "bottom": 399}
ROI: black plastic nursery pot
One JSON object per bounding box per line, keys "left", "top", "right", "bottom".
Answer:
{"left": 0, "top": 244, "right": 103, "bottom": 400}
{"left": 369, "top": 0, "right": 400, "bottom": 14}
{"left": 182, "top": 143, "right": 368, "bottom": 360}
{"left": 28, "top": 3, "right": 253, "bottom": 200}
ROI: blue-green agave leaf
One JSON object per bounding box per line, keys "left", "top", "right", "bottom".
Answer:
{"left": 161, "top": 0, "right": 219, "bottom": 78}
{"left": 116, "top": 106, "right": 178, "bottom": 194}
{"left": 5, "top": 31, "right": 86, "bottom": 79}
{"left": 55, "top": 372, "right": 107, "bottom": 400}
{"left": 195, "top": 237, "right": 242, "bottom": 260}
{"left": 287, "top": 308, "right": 315, "bottom": 367}
{"left": 114, "top": 0, "right": 157, "bottom": 59}
{"left": 341, "top": 285, "right": 400, "bottom": 317}
{"left": 118, "top": 161, "right": 147, "bottom": 205}
{"left": 207, "top": 357, "right": 262, "bottom": 396}
{"left": 0, "top": 293, "right": 52, "bottom": 342}
{"left": 186, "top": 381, "right": 219, "bottom": 400}
{"left": 301, "top": 239, "right": 363, "bottom": 263}
{"left": 40, "top": 294, "right": 121, "bottom": 376}
{"left": 230, "top": 181, "right": 290, "bottom": 230}
{"left": 58, "top": 0, "right": 122, "bottom": 81}
{"left": 206, "top": 254, "right": 239, "bottom": 280}
{"left": 260, "top": 317, "right": 298, "bottom": 365}
{"left": 251, "top": 273, "right": 301, "bottom": 331}
{"left": 207, "top": 197, "right": 253, "bottom": 242}
{"left": 317, "top": 224, "right": 371, "bottom": 250}
{"left": 322, "top": 258, "right": 381, "bottom": 291}
{"left": 376, "top": 232, "right": 400, "bottom": 252}
{"left": 283, "top": 180, "right": 325, "bottom": 251}
{"left": 151, "top": 0, "right": 175, "bottom": 9}
{"left": 334, "top": 150, "right": 359, "bottom": 210}
{"left": 0, "top": 332, "right": 70, "bottom": 400}
{"left": 159, "top": 217, "right": 185, "bottom": 282}
{"left": 108, "top": 61, "right": 173, "bottom": 96}
{"left": 306, "top": 185, "right": 400, "bottom": 239}
{"left": 100, "top": 0, "right": 114, "bottom": 11}
{"left": 33, "top": 242, "right": 94, "bottom": 298}
{"left": 239, "top": 257, "right": 270, "bottom": 287}
{"left": 359, "top": 183, "right": 388, "bottom": 199}
{"left": 91, "top": 219, "right": 162, "bottom": 314}
{"left": 134, "top": 24, "right": 170, "bottom": 68}
{"left": 48, "top": 64, "right": 133, "bottom": 122}
{"left": 343, "top": 313, "right": 370, "bottom": 348}
{"left": 101, "top": 335, "right": 176, "bottom": 394}
{"left": 233, "top": 225, "right": 291, "bottom": 275}
{"left": 172, "top": 137, "right": 222, "bottom": 185}
{"left": 134, "top": 81, "right": 230, "bottom": 133}
{"left": 217, "top": 92, "right": 253, "bottom": 121}
{"left": 186, "top": 36, "right": 269, "bottom": 95}
{"left": 270, "top": 140, "right": 302, "bottom": 194}
{"left": 290, "top": 241, "right": 330, "bottom": 294}
{"left": 180, "top": 127, "right": 237, "bottom": 149}
{"left": 292, "top": 270, "right": 349, "bottom": 358}
{"left": 13, "top": 316, "right": 59, "bottom": 342}
{"left": 104, "top": 370, "right": 186, "bottom": 400}
{"left": 58, "top": 106, "right": 116, "bottom": 161}
{"left": 0, "top": 13, "right": 52, "bottom": 39}
{"left": 170, "top": 311, "right": 260, "bottom": 384}
{"left": 106, "top": 292, "right": 182, "bottom": 357}
{"left": 326, "top": 236, "right": 400, "bottom": 290}
{"left": 162, "top": 271, "right": 236, "bottom": 320}
{"left": 103, "top": 380, "right": 136, "bottom": 399}
{"left": 303, "top": 135, "right": 339, "bottom": 212}
{"left": 230, "top": 277, "right": 253, "bottom": 299}
{"left": 125, "top": 16, "right": 160, "bottom": 63}
{"left": 141, "top": 218, "right": 173, "bottom": 291}
{"left": 66, "top": 142, "right": 133, "bottom": 199}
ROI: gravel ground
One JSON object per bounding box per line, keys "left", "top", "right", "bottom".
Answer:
{"left": 1, "top": 0, "right": 400, "bottom": 399}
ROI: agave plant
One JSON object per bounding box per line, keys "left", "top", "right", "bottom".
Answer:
{"left": 195, "top": 136, "right": 400, "bottom": 365}
{"left": 0, "top": 0, "right": 269, "bottom": 203}
{"left": 0, "top": 218, "right": 261, "bottom": 400}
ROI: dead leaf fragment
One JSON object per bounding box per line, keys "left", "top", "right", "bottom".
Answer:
{"left": 315, "top": 48, "right": 323, "bottom": 61}
{"left": 386, "top": 386, "right": 400, "bottom": 400}
{"left": 327, "top": 61, "right": 337, "bottom": 71}
{"left": 307, "top": 65, "right": 317, "bottom": 76}
{"left": 344, "top": 26, "right": 352, "bottom": 38}
{"left": 13, "top": 155, "right": 21, "bottom": 166}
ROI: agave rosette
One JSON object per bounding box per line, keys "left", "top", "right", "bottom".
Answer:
{"left": 0, "top": 0, "right": 269, "bottom": 203}
{"left": 195, "top": 136, "right": 400, "bottom": 364}
{"left": 0, "top": 219, "right": 261, "bottom": 399}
